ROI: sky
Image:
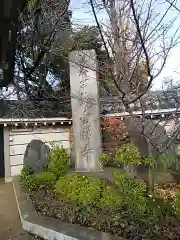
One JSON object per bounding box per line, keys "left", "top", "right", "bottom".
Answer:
{"left": 70, "top": 0, "right": 180, "bottom": 90}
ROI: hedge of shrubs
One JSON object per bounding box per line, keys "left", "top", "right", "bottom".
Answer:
{"left": 20, "top": 145, "right": 68, "bottom": 192}
{"left": 55, "top": 173, "right": 122, "bottom": 209}
{"left": 99, "top": 143, "right": 156, "bottom": 167}
{"left": 48, "top": 145, "right": 68, "bottom": 179}
{"left": 19, "top": 143, "right": 180, "bottom": 238}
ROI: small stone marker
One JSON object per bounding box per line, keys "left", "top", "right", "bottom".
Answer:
{"left": 23, "top": 139, "right": 50, "bottom": 173}
{"left": 69, "top": 50, "right": 102, "bottom": 171}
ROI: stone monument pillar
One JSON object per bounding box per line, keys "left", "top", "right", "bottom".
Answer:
{"left": 69, "top": 50, "right": 102, "bottom": 171}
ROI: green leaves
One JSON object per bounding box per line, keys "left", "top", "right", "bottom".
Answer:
{"left": 173, "top": 192, "right": 180, "bottom": 219}
{"left": 48, "top": 145, "right": 68, "bottom": 179}
{"left": 55, "top": 173, "right": 122, "bottom": 209}
{"left": 20, "top": 144, "right": 69, "bottom": 193}
{"left": 36, "top": 172, "right": 56, "bottom": 189}
{"left": 99, "top": 153, "right": 111, "bottom": 167}
{"left": 113, "top": 172, "right": 147, "bottom": 216}
{"left": 20, "top": 167, "right": 56, "bottom": 192}
{"left": 28, "top": 0, "right": 36, "bottom": 10}
{"left": 101, "top": 185, "right": 122, "bottom": 209}
{"left": 115, "top": 143, "right": 141, "bottom": 166}
{"left": 55, "top": 174, "right": 102, "bottom": 207}
{"left": 141, "top": 157, "right": 156, "bottom": 168}
{"left": 20, "top": 166, "right": 33, "bottom": 178}
{"left": 20, "top": 167, "right": 38, "bottom": 193}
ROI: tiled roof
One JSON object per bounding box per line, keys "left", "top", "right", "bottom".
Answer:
{"left": 0, "top": 91, "right": 176, "bottom": 119}
{"left": 0, "top": 99, "right": 71, "bottom": 119}
{"left": 0, "top": 97, "right": 123, "bottom": 119}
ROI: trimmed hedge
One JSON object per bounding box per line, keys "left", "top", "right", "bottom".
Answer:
{"left": 36, "top": 172, "right": 56, "bottom": 189}
{"left": 55, "top": 173, "right": 122, "bottom": 209}
{"left": 20, "top": 167, "right": 56, "bottom": 192}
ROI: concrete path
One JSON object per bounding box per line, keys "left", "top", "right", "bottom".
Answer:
{"left": 0, "top": 178, "right": 40, "bottom": 240}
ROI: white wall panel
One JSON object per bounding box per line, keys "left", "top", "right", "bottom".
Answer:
{"left": 11, "top": 165, "right": 23, "bottom": 176}
{"left": 10, "top": 127, "right": 68, "bottom": 135}
{"left": 10, "top": 140, "right": 70, "bottom": 156}
{"left": 10, "top": 155, "right": 23, "bottom": 166}
{"left": 9, "top": 126, "right": 70, "bottom": 177}
{"left": 10, "top": 131, "right": 69, "bottom": 146}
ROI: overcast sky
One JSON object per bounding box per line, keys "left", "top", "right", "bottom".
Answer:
{"left": 70, "top": 0, "right": 180, "bottom": 90}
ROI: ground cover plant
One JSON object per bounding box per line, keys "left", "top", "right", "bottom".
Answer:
{"left": 20, "top": 144, "right": 180, "bottom": 239}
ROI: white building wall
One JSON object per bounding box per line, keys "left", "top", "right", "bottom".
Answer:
{"left": 9, "top": 126, "right": 70, "bottom": 177}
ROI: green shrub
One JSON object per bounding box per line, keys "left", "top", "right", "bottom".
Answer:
{"left": 20, "top": 167, "right": 38, "bottom": 192}
{"left": 99, "top": 153, "right": 111, "bottom": 167}
{"left": 36, "top": 172, "right": 56, "bottom": 189}
{"left": 56, "top": 174, "right": 89, "bottom": 202}
{"left": 26, "top": 175, "right": 39, "bottom": 192}
{"left": 114, "top": 143, "right": 141, "bottom": 167}
{"left": 20, "top": 167, "right": 33, "bottom": 181}
{"left": 158, "top": 154, "right": 175, "bottom": 169}
{"left": 55, "top": 173, "right": 123, "bottom": 209}
{"left": 55, "top": 173, "right": 103, "bottom": 207}
{"left": 173, "top": 192, "right": 180, "bottom": 219}
{"left": 20, "top": 175, "right": 38, "bottom": 193}
{"left": 141, "top": 157, "right": 156, "bottom": 168}
{"left": 113, "top": 171, "right": 147, "bottom": 216}
{"left": 78, "top": 178, "right": 102, "bottom": 206}
{"left": 48, "top": 145, "right": 68, "bottom": 179}
{"left": 100, "top": 185, "right": 122, "bottom": 209}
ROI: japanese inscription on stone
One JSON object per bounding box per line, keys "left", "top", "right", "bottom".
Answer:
{"left": 79, "top": 53, "right": 92, "bottom": 164}
{"left": 69, "top": 50, "right": 102, "bottom": 171}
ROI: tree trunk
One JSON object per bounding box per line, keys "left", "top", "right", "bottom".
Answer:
{"left": 124, "top": 164, "right": 136, "bottom": 175}
{"left": 147, "top": 139, "right": 154, "bottom": 195}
